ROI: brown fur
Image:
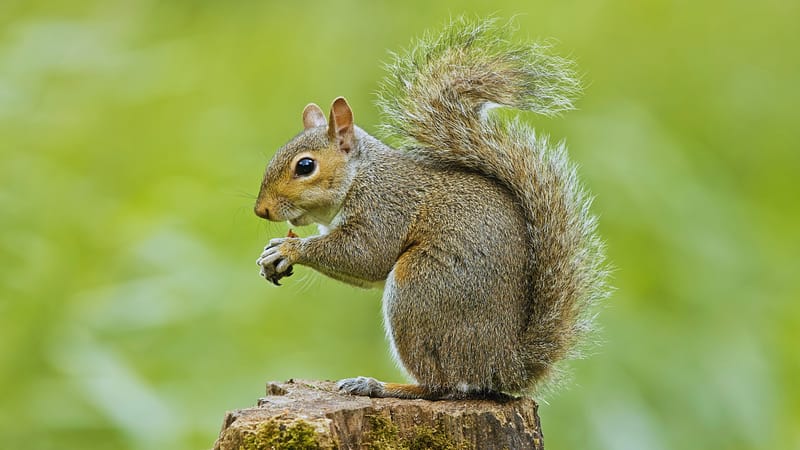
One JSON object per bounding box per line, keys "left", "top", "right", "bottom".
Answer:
{"left": 255, "top": 18, "right": 608, "bottom": 399}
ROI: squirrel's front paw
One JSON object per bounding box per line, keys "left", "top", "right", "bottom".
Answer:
{"left": 256, "top": 238, "right": 301, "bottom": 286}
{"left": 337, "top": 376, "right": 385, "bottom": 397}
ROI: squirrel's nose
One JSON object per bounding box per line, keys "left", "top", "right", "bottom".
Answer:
{"left": 254, "top": 204, "right": 270, "bottom": 220}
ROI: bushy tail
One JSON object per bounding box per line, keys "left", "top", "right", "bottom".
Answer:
{"left": 377, "top": 17, "right": 609, "bottom": 392}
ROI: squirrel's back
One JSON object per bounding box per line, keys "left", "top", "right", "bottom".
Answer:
{"left": 377, "top": 17, "right": 609, "bottom": 393}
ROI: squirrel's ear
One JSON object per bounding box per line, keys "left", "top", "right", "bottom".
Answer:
{"left": 328, "top": 97, "right": 354, "bottom": 153}
{"left": 302, "top": 103, "right": 326, "bottom": 129}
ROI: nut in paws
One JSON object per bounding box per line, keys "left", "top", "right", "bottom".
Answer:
{"left": 256, "top": 237, "right": 300, "bottom": 286}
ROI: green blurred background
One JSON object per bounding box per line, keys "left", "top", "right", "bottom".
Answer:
{"left": 1, "top": 0, "right": 797, "bottom": 449}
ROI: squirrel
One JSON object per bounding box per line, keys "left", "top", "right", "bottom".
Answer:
{"left": 254, "top": 18, "right": 608, "bottom": 400}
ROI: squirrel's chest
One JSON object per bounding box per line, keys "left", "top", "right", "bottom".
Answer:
{"left": 316, "top": 209, "right": 346, "bottom": 236}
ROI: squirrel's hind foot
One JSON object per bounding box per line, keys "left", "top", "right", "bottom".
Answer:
{"left": 336, "top": 376, "right": 385, "bottom": 397}
{"left": 337, "top": 377, "right": 469, "bottom": 401}
{"left": 336, "top": 377, "right": 517, "bottom": 402}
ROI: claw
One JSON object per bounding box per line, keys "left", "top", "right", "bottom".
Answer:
{"left": 269, "top": 265, "right": 293, "bottom": 286}
{"left": 337, "top": 376, "right": 384, "bottom": 396}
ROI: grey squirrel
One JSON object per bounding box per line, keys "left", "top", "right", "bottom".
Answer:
{"left": 254, "top": 18, "right": 608, "bottom": 400}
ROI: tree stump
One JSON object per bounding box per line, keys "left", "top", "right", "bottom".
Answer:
{"left": 213, "top": 379, "right": 544, "bottom": 450}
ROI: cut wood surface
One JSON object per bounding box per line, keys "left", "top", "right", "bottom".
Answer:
{"left": 213, "top": 379, "right": 544, "bottom": 450}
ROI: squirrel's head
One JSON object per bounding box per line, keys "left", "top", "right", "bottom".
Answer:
{"left": 254, "top": 97, "right": 356, "bottom": 226}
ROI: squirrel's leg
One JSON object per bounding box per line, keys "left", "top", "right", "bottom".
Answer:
{"left": 337, "top": 246, "right": 476, "bottom": 401}
{"left": 336, "top": 376, "right": 446, "bottom": 400}
{"left": 258, "top": 225, "right": 400, "bottom": 287}
{"left": 337, "top": 377, "right": 507, "bottom": 400}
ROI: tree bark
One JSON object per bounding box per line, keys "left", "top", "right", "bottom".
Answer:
{"left": 213, "top": 379, "right": 544, "bottom": 450}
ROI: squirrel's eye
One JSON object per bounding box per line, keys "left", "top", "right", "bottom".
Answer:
{"left": 294, "top": 157, "right": 316, "bottom": 176}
